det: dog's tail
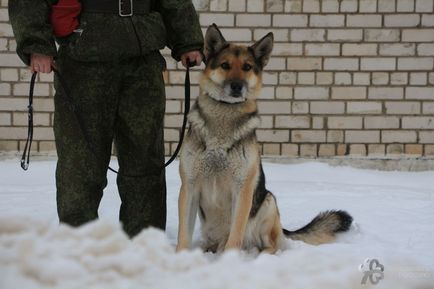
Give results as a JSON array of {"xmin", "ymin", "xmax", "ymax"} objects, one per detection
[{"xmin": 283, "ymin": 210, "xmax": 353, "ymax": 245}]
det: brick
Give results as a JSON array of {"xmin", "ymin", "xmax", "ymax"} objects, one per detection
[
  {"xmin": 390, "ymin": 72, "xmax": 408, "ymax": 85},
  {"xmin": 369, "ymin": 87, "xmax": 404, "ymax": 99},
  {"xmin": 430, "ymin": 72, "xmax": 434, "ymax": 84},
  {"xmin": 281, "ymin": 143, "xmax": 298, "ymax": 156},
  {"xmin": 166, "ymin": 101, "xmax": 181, "ymax": 113},
  {"xmin": 398, "ymin": 57, "xmax": 434, "ymax": 70},
  {"xmin": 334, "ymin": 72, "xmax": 352, "ymax": 85},
  {"xmin": 328, "ymin": 130, "xmax": 344, "ymax": 142},
  {"xmin": 327, "ymin": 29, "xmax": 363, "ymax": 42},
  {"xmin": 387, "ymin": 144, "xmax": 404, "ymax": 154},
  {"xmin": 347, "ymin": 15, "xmax": 382, "ymax": 27},
  {"xmin": 324, "ymin": 58, "xmax": 359, "ymax": 71},
  {"xmin": 382, "ymin": 131, "xmax": 417, "ymax": 143},
  {"xmin": 422, "ymin": 14, "xmax": 434, "ymax": 27},
  {"xmin": 347, "ymin": 102, "xmax": 382, "ymax": 114},
  {"xmin": 402, "ymin": 29, "xmax": 434, "ymax": 42},
  {"xmin": 336, "ymin": 143, "xmax": 348, "ymax": 155},
  {"xmin": 257, "ymin": 129, "xmax": 289, "ymax": 142},
  {"xmin": 361, "ymin": 58, "xmax": 396, "ymax": 71},
  {"xmin": 0, "ymin": 83, "xmax": 10, "ymax": 95},
  {"xmin": 340, "ymin": 0, "xmax": 358, "ymax": 12},
  {"xmin": 0, "ymin": 98, "xmax": 28, "ymax": 111},
  {"xmin": 247, "ymin": 0, "xmax": 264, "ymax": 11},
  {"xmin": 0, "ymin": 140, "xmax": 18, "ymax": 151},
  {"xmin": 303, "ymin": 0, "xmax": 320, "ymax": 12},
  {"xmin": 342, "ymin": 44, "xmax": 377, "ymax": 56},
  {"xmin": 310, "ymin": 15, "xmax": 345, "ymax": 27},
  {"xmin": 305, "ymin": 43, "xmax": 340, "ymax": 56},
  {"xmin": 332, "ymin": 87, "xmax": 366, "ymax": 99},
  {"xmin": 193, "ymin": 0, "xmax": 210, "ymax": 10},
  {"xmin": 292, "ymin": 130, "xmax": 326, "ymax": 142},
  {"xmin": 321, "ymin": 0, "xmax": 339, "ymax": 12},
  {"xmin": 423, "ymin": 102, "xmax": 434, "ymax": 114},
  {"xmin": 0, "ymin": 23, "xmax": 13, "ymax": 37},
  {"xmin": 420, "ymin": 131, "xmax": 434, "ymax": 143},
  {"xmin": 397, "ymin": 0, "xmax": 414, "ymax": 12},
  {"xmin": 365, "ymin": 116, "xmax": 400, "ymax": 128},
  {"xmin": 266, "ymin": 0, "xmax": 284, "ymax": 11},
  {"xmin": 291, "ymin": 29, "xmax": 325, "ymax": 42},
  {"xmin": 263, "ymin": 72, "xmax": 278, "ymax": 85},
  {"xmin": 406, "ymin": 87, "xmax": 434, "ymax": 100},
  {"xmin": 1, "ymin": 68, "xmax": 18, "ymax": 81},
  {"xmin": 258, "ymin": 87, "xmax": 275, "ymax": 99},
  {"xmin": 294, "ymin": 87, "xmax": 328, "ymax": 99},
  {"xmin": 273, "ymin": 44, "xmax": 302, "ymax": 56},
  {"xmin": 346, "ymin": 131, "xmax": 380, "ymax": 143},
  {"xmin": 13, "ymin": 112, "xmax": 50, "ymax": 126},
  {"xmin": 292, "ymin": 101, "xmax": 309, "ymax": 113},
  {"xmin": 328, "ymin": 116, "xmax": 363, "ymax": 129},
  {"xmin": 210, "ymin": 0, "xmax": 227, "ymax": 11},
  {"xmin": 372, "ymin": 72, "xmax": 389, "ymax": 85},
  {"xmin": 279, "ymin": 72, "xmax": 297, "ymax": 84},
  {"xmin": 379, "ymin": 43, "xmax": 415, "ymax": 56},
  {"xmin": 402, "ymin": 117, "xmax": 434, "ymax": 129},
  {"xmin": 257, "ymin": 101, "xmax": 291, "ymax": 114},
  {"xmin": 300, "ymin": 144, "xmax": 317, "ymax": 157},
  {"xmin": 200, "ymin": 13, "xmax": 235, "ymax": 26},
  {"xmin": 284, "ymin": 0, "xmax": 302, "ymax": 12},
  {"xmin": 220, "ymin": 28, "xmax": 252, "ymax": 41},
  {"xmin": 349, "ymin": 144, "xmax": 367, "ymax": 156},
  {"xmin": 310, "ymin": 101, "xmax": 345, "ymax": 114},
  {"xmin": 164, "ymin": 129, "xmax": 179, "ymax": 141},
  {"xmin": 228, "ymin": 0, "xmax": 245, "ymax": 11},
  {"xmin": 353, "ymin": 73, "xmax": 371, "ymax": 85},
  {"xmin": 273, "ymin": 14, "xmax": 307, "ymax": 27},
  {"xmin": 0, "ymin": 112, "xmax": 11, "ymax": 125},
  {"xmin": 426, "ymin": 145, "xmax": 434, "ymax": 155},
  {"xmin": 275, "ymin": 86, "xmax": 292, "ymax": 99},
  {"xmin": 378, "ymin": 0, "xmax": 396, "ymax": 11},
  {"xmin": 368, "ymin": 144, "xmax": 386, "ymax": 155},
  {"xmin": 316, "ymin": 72, "xmax": 334, "ymax": 85},
  {"xmin": 405, "ymin": 144, "xmax": 423, "ymax": 155},
  {"xmin": 418, "ymin": 44, "xmax": 434, "ymax": 56},
  {"xmin": 0, "ymin": 54, "xmax": 26, "ymax": 67},
  {"xmin": 318, "ymin": 144, "xmax": 335, "ymax": 156},
  {"xmin": 267, "ymin": 57, "xmax": 286, "ymax": 70},
  {"xmin": 254, "ymin": 29, "xmax": 289, "ymax": 42},
  {"xmin": 259, "ymin": 116, "xmax": 274, "ymax": 128},
  {"xmin": 385, "ymin": 102, "xmax": 420, "ymax": 114},
  {"xmin": 384, "ymin": 14, "xmax": 420, "ymax": 27},
  {"xmin": 312, "ymin": 117, "xmax": 324, "ymax": 129},
  {"xmin": 365, "ymin": 29, "xmax": 400, "ymax": 42},
  {"xmin": 263, "ymin": 143, "xmax": 281, "ymax": 155},
  {"xmin": 297, "ymin": 72, "xmax": 315, "ymax": 85},
  {"xmin": 409, "ymin": 72, "xmax": 427, "ymax": 85},
  {"xmin": 39, "ymin": 141, "xmax": 57, "ymax": 152},
  {"xmin": 287, "ymin": 57, "xmax": 322, "ymax": 70},
  {"xmin": 275, "ymin": 116, "xmax": 310, "ymax": 128},
  {"xmin": 359, "ymin": 0, "xmax": 378, "ymax": 12},
  {"xmin": 415, "ymin": 0, "xmax": 433, "ymax": 12}
]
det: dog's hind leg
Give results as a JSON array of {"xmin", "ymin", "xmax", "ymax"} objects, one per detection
[{"xmin": 176, "ymin": 167, "xmax": 199, "ymax": 252}]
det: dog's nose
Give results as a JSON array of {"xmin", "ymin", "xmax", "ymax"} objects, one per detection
[{"xmin": 230, "ymin": 81, "xmax": 243, "ymax": 96}]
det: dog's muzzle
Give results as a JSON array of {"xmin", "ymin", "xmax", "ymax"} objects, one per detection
[{"xmin": 229, "ymin": 80, "xmax": 244, "ymax": 97}]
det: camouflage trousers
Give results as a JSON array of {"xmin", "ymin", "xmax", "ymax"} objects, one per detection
[{"xmin": 53, "ymin": 49, "xmax": 167, "ymax": 237}]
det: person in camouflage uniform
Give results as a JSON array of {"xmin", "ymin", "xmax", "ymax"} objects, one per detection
[{"xmin": 9, "ymin": 0, "xmax": 204, "ymax": 237}]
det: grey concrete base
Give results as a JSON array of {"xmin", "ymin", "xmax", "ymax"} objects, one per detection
[{"xmin": 2, "ymin": 151, "xmax": 434, "ymax": 172}]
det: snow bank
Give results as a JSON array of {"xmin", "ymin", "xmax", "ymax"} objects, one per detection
[{"xmin": 1, "ymin": 160, "xmax": 433, "ymax": 289}]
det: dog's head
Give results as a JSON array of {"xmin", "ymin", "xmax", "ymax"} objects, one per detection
[{"xmin": 201, "ymin": 24, "xmax": 273, "ymax": 104}]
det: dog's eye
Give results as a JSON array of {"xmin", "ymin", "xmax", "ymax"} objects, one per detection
[
  {"xmin": 220, "ymin": 62, "xmax": 230, "ymax": 70},
  {"xmin": 242, "ymin": 63, "xmax": 252, "ymax": 71}
]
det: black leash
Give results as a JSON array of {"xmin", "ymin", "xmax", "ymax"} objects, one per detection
[{"xmin": 21, "ymin": 63, "xmax": 193, "ymax": 175}]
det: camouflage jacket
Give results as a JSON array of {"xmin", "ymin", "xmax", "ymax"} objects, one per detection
[{"xmin": 9, "ymin": 0, "xmax": 204, "ymax": 64}]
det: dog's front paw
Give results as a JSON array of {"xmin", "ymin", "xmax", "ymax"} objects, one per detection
[{"xmin": 224, "ymin": 239, "xmax": 242, "ymax": 251}]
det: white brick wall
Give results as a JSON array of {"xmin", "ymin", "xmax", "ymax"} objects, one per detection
[{"xmin": 1, "ymin": 0, "xmax": 434, "ymax": 157}]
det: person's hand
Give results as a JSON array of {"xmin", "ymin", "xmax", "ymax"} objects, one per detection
[
  {"xmin": 181, "ymin": 51, "xmax": 203, "ymax": 68},
  {"xmin": 30, "ymin": 53, "xmax": 55, "ymax": 73}
]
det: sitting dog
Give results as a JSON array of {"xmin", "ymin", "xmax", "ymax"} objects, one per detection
[{"xmin": 176, "ymin": 24, "xmax": 352, "ymax": 253}]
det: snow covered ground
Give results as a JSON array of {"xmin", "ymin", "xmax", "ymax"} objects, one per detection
[{"xmin": 0, "ymin": 158, "xmax": 433, "ymax": 289}]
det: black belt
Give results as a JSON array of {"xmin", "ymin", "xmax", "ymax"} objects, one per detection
[{"xmin": 81, "ymin": 0, "xmax": 152, "ymax": 16}]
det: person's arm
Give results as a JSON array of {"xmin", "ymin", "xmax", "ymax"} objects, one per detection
[
  {"xmin": 8, "ymin": 0, "xmax": 57, "ymax": 66},
  {"xmin": 155, "ymin": 0, "xmax": 204, "ymax": 63}
]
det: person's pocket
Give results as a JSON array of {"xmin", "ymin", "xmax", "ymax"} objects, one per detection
[{"xmin": 50, "ymin": 1, "xmax": 82, "ymax": 37}]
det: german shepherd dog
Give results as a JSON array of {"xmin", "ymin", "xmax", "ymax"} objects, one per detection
[{"xmin": 176, "ymin": 24, "xmax": 352, "ymax": 253}]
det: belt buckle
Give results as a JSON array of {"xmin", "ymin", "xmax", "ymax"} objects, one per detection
[{"xmin": 119, "ymin": 0, "xmax": 133, "ymax": 17}]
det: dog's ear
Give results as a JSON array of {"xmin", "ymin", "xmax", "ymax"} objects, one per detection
[
  {"xmin": 204, "ymin": 24, "xmax": 228, "ymax": 61},
  {"xmin": 249, "ymin": 32, "xmax": 274, "ymax": 68}
]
